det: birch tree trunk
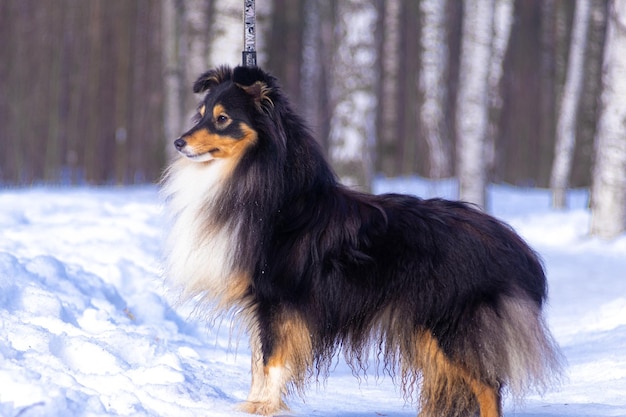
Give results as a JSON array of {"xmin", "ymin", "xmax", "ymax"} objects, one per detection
[
  {"xmin": 456, "ymin": 0, "xmax": 495, "ymax": 208},
  {"xmin": 419, "ymin": 0, "xmax": 451, "ymax": 179},
  {"xmin": 550, "ymin": 0, "xmax": 591, "ymax": 208},
  {"xmin": 328, "ymin": 0, "xmax": 378, "ymax": 192},
  {"xmin": 161, "ymin": 0, "xmax": 211, "ymax": 161},
  {"xmin": 184, "ymin": 0, "xmax": 211, "ymax": 110},
  {"xmin": 590, "ymin": 0, "xmax": 626, "ymax": 239},
  {"xmin": 209, "ymin": 0, "xmax": 242, "ymax": 66}
]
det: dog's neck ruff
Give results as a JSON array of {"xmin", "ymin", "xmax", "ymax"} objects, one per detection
[{"xmin": 161, "ymin": 157, "xmax": 243, "ymax": 309}]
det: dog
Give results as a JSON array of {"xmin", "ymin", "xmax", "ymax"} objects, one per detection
[{"xmin": 161, "ymin": 65, "xmax": 563, "ymax": 417}]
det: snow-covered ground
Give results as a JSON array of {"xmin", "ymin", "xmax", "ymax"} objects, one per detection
[{"xmin": 1, "ymin": 178, "xmax": 625, "ymax": 417}]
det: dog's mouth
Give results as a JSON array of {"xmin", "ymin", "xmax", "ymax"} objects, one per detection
[{"xmin": 180, "ymin": 148, "xmax": 218, "ymax": 162}]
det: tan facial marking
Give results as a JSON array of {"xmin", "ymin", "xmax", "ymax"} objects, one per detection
[{"xmin": 181, "ymin": 123, "xmax": 258, "ymax": 162}]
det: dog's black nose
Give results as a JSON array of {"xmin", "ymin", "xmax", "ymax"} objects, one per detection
[{"xmin": 174, "ymin": 138, "xmax": 186, "ymax": 150}]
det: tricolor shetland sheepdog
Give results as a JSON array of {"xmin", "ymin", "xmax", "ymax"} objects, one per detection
[{"xmin": 162, "ymin": 65, "xmax": 562, "ymax": 417}]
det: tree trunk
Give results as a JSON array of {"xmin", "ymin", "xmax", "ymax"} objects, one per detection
[
  {"xmin": 162, "ymin": 0, "xmax": 213, "ymax": 161},
  {"xmin": 550, "ymin": 0, "xmax": 591, "ymax": 208},
  {"xmin": 161, "ymin": 0, "xmax": 184, "ymax": 161},
  {"xmin": 184, "ymin": 0, "xmax": 211, "ymax": 102},
  {"xmin": 573, "ymin": 0, "xmax": 607, "ymax": 188},
  {"xmin": 301, "ymin": 0, "xmax": 335, "ymax": 153},
  {"xmin": 85, "ymin": 0, "xmax": 104, "ymax": 183},
  {"xmin": 456, "ymin": 0, "xmax": 495, "ymax": 209},
  {"xmin": 209, "ymin": 0, "xmax": 242, "ymax": 66},
  {"xmin": 486, "ymin": 0, "xmax": 514, "ymax": 178},
  {"xmin": 328, "ymin": 0, "xmax": 378, "ymax": 192},
  {"xmin": 419, "ymin": 0, "xmax": 451, "ymax": 179},
  {"xmin": 255, "ymin": 0, "xmax": 273, "ymax": 68},
  {"xmin": 378, "ymin": 0, "xmax": 402, "ymax": 177},
  {"xmin": 590, "ymin": 0, "xmax": 626, "ymax": 239},
  {"xmin": 301, "ymin": 0, "xmax": 323, "ymax": 135},
  {"xmin": 268, "ymin": 0, "xmax": 304, "ymax": 102}
]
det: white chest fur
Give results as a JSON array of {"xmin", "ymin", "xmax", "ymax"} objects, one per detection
[{"xmin": 161, "ymin": 158, "xmax": 241, "ymax": 307}]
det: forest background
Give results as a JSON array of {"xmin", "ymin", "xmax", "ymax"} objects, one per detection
[{"xmin": 1, "ymin": 0, "xmax": 624, "ymax": 236}]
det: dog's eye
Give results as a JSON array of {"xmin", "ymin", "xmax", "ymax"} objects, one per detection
[{"xmin": 216, "ymin": 114, "xmax": 230, "ymax": 126}]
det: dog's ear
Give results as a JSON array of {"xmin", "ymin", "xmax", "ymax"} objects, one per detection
[
  {"xmin": 233, "ymin": 66, "xmax": 274, "ymax": 111},
  {"xmin": 193, "ymin": 66, "xmax": 232, "ymax": 94},
  {"xmin": 232, "ymin": 66, "xmax": 269, "ymax": 85}
]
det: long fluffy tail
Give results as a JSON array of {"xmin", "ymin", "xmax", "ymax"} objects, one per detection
[{"xmin": 482, "ymin": 296, "xmax": 564, "ymax": 399}]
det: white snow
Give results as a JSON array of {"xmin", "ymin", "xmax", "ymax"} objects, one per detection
[{"xmin": 1, "ymin": 178, "xmax": 625, "ymax": 417}]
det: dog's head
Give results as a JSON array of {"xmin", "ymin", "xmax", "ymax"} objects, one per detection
[{"xmin": 173, "ymin": 66, "xmax": 276, "ymax": 163}]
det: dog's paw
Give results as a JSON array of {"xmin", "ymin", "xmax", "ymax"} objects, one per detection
[{"xmin": 237, "ymin": 400, "xmax": 288, "ymax": 416}]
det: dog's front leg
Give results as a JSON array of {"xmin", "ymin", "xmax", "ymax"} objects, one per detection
[
  {"xmin": 238, "ymin": 307, "xmax": 312, "ymax": 415},
  {"xmin": 242, "ymin": 328, "xmax": 267, "ymax": 406},
  {"xmin": 240, "ymin": 328, "xmax": 289, "ymax": 415},
  {"xmin": 238, "ymin": 341, "xmax": 291, "ymax": 416}
]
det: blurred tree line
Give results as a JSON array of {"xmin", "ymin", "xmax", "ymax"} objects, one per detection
[
  {"xmin": 0, "ymin": 0, "xmax": 163, "ymax": 184},
  {"xmin": 0, "ymin": 0, "xmax": 608, "ymax": 188}
]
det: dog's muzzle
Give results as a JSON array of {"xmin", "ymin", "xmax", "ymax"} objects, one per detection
[{"xmin": 173, "ymin": 138, "xmax": 216, "ymax": 162}]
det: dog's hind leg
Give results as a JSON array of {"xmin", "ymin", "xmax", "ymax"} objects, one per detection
[
  {"xmin": 462, "ymin": 374, "xmax": 502, "ymax": 417},
  {"xmin": 415, "ymin": 331, "xmax": 501, "ymax": 417},
  {"xmin": 239, "ymin": 309, "xmax": 312, "ymax": 415}
]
